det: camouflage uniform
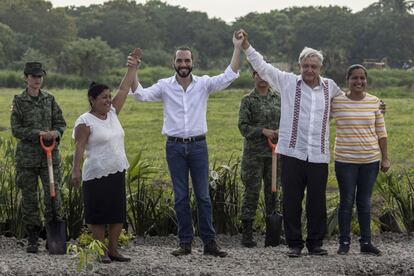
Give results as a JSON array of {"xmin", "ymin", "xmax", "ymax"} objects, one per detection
[
  {"xmin": 11, "ymin": 88, "xmax": 66, "ymax": 228},
  {"xmin": 238, "ymin": 88, "xmax": 281, "ymax": 221}
]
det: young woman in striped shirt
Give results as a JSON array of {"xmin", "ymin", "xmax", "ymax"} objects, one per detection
[{"xmin": 332, "ymin": 64, "xmax": 390, "ymax": 256}]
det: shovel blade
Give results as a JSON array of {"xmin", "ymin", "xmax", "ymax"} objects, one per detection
[
  {"xmin": 265, "ymin": 210, "xmax": 283, "ymax": 247},
  {"xmin": 46, "ymin": 219, "xmax": 67, "ymax": 255}
]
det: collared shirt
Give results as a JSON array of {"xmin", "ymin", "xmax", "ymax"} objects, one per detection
[
  {"xmin": 246, "ymin": 46, "xmax": 342, "ymax": 163},
  {"xmin": 131, "ymin": 65, "xmax": 239, "ymax": 137},
  {"xmin": 238, "ymin": 88, "xmax": 281, "ymax": 157}
]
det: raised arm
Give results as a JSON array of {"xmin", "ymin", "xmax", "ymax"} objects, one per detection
[
  {"xmin": 204, "ymin": 32, "xmax": 242, "ymax": 93},
  {"xmin": 130, "ymin": 50, "xmax": 141, "ymax": 92},
  {"xmin": 112, "ymin": 48, "xmax": 141, "ymax": 114},
  {"xmin": 238, "ymin": 29, "xmax": 290, "ymax": 93},
  {"xmin": 230, "ymin": 31, "xmax": 243, "ymax": 73}
]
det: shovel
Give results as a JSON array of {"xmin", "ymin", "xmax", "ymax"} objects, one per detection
[
  {"xmin": 40, "ymin": 135, "xmax": 67, "ymax": 255},
  {"xmin": 264, "ymin": 138, "xmax": 283, "ymax": 247}
]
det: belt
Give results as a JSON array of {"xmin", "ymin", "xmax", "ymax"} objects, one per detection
[{"xmin": 167, "ymin": 135, "xmax": 206, "ymax": 143}]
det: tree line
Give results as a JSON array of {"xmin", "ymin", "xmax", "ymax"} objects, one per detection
[{"xmin": 0, "ymin": 0, "xmax": 413, "ymax": 81}]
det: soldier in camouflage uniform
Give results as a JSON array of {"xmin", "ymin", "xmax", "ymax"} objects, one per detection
[
  {"xmin": 238, "ymin": 67, "xmax": 281, "ymax": 247},
  {"xmin": 10, "ymin": 62, "xmax": 66, "ymax": 253}
]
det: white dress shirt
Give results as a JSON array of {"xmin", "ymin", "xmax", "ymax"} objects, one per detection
[
  {"xmin": 246, "ymin": 46, "xmax": 342, "ymax": 163},
  {"xmin": 131, "ymin": 65, "xmax": 239, "ymax": 137}
]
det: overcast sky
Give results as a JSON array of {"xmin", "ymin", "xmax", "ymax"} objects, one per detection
[{"xmin": 50, "ymin": 0, "xmax": 377, "ymax": 22}]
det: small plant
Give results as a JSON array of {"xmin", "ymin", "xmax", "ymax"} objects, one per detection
[
  {"xmin": 67, "ymin": 240, "xmax": 107, "ymax": 272},
  {"xmin": 0, "ymin": 136, "xmax": 24, "ymax": 238},
  {"xmin": 78, "ymin": 227, "xmax": 133, "ymax": 247},
  {"xmin": 118, "ymin": 229, "xmax": 134, "ymax": 246},
  {"xmin": 78, "ymin": 228, "xmax": 94, "ymax": 247},
  {"xmin": 326, "ymin": 193, "xmax": 340, "ymax": 238},
  {"xmin": 209, "ymin": 155, "xmax": 242, "ymax": 235},
  {"xmin": 375, "ymin": 170, "xmax": 414, "ymax": 233},
  {"xmin": 126, "ymin": 150, "xmax": 176, "ymax": 236},
  {"xmin": 60, "ymin": 153, "xmax": 84, "ymax": 240}
]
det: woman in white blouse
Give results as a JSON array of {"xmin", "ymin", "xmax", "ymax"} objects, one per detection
[{"xmin": 71, "ymin": 50, "xmax": 140, "ymax": 263}]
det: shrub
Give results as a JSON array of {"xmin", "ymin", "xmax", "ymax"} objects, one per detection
[
  {"xmin": 0, "ymin": 136, "xmax": 23, "ymax": 238},
  {"xmin": 209, "ymin": 155, "xmax": 242, "ymax": 235},
  {"xmin": 375, "ymin": 170, "xmax": 414, "ymax": 234},
  {"xmin": 126, "ymin": 150, "xmax": 176, "ymax": 236},
  {"xmin": 59, "ymin": 154, "xmax": 84, "ymax": 240}
]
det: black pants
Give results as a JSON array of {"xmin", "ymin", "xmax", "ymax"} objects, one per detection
[{"xmin": 281, "ymin": 155, "xmax": 328, "ymax": 250}]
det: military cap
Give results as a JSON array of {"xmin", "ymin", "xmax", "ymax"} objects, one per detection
[{"xmin": 24, "ymin": 62, "xmax": 46, "ymax": 76}]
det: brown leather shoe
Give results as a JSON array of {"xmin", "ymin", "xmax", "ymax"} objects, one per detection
[{"xmin": 171, "ymin": 243, "xmax": 192, "ymax": 256}]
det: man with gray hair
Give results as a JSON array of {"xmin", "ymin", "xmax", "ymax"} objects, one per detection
[{"xmin": 238, "ymin": 29, "xmax": 342, "ymax": 257}]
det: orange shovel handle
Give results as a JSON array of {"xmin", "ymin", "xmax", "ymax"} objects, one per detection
[{"xmin": 40, "ymin": 136, "xmax": 57, "ymax": 198}]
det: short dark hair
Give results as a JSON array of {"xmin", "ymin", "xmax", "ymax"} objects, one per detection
[
  {"xmin": 346, "ymin": 64, "xmax": 368, "ymax": 80},
  {"xmin": 88, "ymin": 81, "xmax": 109, "ymax": 107},
  {"xmin": 174, "ymin": 46, "xmax": 193, "ymax": 60}
]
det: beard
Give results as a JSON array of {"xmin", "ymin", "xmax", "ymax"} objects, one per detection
[{"xmin": 174, "ymin": 65, "xmax": 193, "ymax": 78}]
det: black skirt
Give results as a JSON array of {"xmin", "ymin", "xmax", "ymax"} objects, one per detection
[{"xmin": 82, "ymin": 170, "xmax": 126, "ymax": 224}]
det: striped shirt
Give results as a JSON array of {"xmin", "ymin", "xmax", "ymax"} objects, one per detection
[{"xmin": 332, "ymin": 93, "xmax": 387, "ymax": 163}]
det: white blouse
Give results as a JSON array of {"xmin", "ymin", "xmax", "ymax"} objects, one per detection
[{"xmin": 72, "ymin": 106, "xmax": 129, "ymax": 181}]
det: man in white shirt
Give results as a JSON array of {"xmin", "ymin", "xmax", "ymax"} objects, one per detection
[
  {"xmin": 239, "ymin": 29, "xmax": 342, "ymax": 257},
  {"xmin": 129, "ymin": 33, "xmax": 243, "ymax": 257}
]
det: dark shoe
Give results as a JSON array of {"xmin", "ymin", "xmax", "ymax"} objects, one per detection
[
  {"xmin": 108, "ymin": 254, "xmax": 131, "ymax": 262},
  {"xmin": 98, "ymin": 254, "xmax": 111, "ymax": 264},
  {"xmin": 171, "ymin": 243, "xmax": 192, "ymax": 256},
  {"xmin": 241, "ymin": 220, "xmax": 257, "ymax": 248},
  {"xmin": 204, "ymin": 240, "xmax": 227, "ymax": 257},
  {"xmin": 287, "ymin": 247, "xmax": 302, "ymax": 258},
  {"xmin": 26, "ymin": 242, "xmax": 39, "ymax": 253},
  {"xmin": 25, "ymin": 225, "xmax": 40, "ymax": 254},
  {"xmin": 308, "ymin": 246, "xmax": 328, "ymax": 256},
  {"xmin": 360, "ymin": 243, "xmax": 381, "ymax": 256},
  {"xmin": 337, "ymin": 243, "xmax": 350, "ymax": 255}
]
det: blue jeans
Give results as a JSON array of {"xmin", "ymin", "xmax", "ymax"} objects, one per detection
[
  {"xmin": 335, "ymin": 161, "xmax": 380, "ymax": 245},
  {"xmin": 166, "ymin": 139, "xmax": 215, "ymax": 245}
]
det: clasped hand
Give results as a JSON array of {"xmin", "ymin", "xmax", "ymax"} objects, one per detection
[
  {"xmin": 127, "ymin": 48, "xmax": 142, "ymax": 68},
  {"xmin": 39, "ymin": 130, "xmax": 58, "ymax": 140}
]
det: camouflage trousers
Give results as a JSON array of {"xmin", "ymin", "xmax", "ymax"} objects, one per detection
[
  {"xmin": 240, "ymin": 155, "xmax": 281, "ymax": 221},
  {"xmin": 15, "ymin": 166, "xmax": 61, "ymax": 227}
]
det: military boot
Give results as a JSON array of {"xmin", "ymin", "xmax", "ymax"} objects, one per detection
[
  {"xmin": 241, "ymin": 220, "xmax": 257, "ymax": 248},
  {"xmin": 26, "ymin": 225, "xmax": 40, "ymax": 253}
]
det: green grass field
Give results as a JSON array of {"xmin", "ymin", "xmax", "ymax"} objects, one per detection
[{"xmin": 1, "ymin": 87, "xmax": 413, "ymax": 185}]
